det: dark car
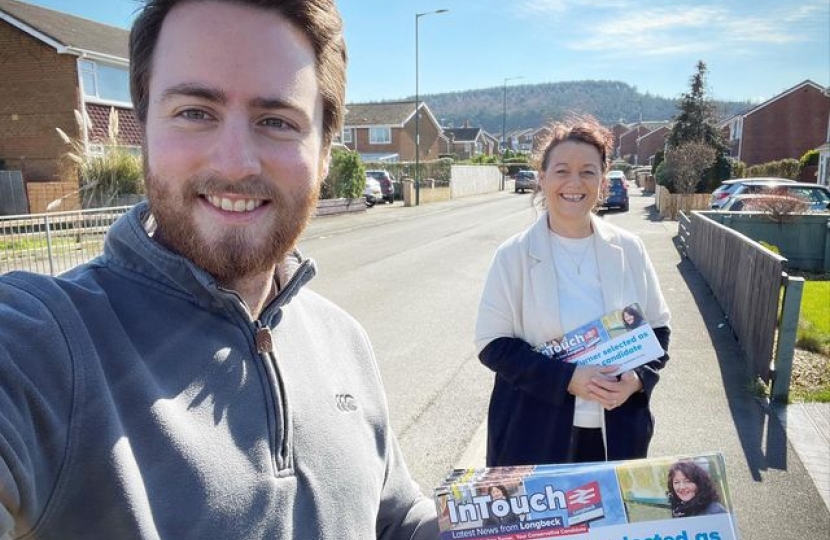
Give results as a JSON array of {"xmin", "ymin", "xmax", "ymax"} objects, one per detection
[
  {"xmin": 602, "ymin": 171, "xmax": 629, "ymax": 211},
  {"xmin": 514, "ymin": 170, "xmax": 537, "ymax": 193},
  {"xmin": 365, "ymin": 170, "xmax": 395, "ymax": 204}
]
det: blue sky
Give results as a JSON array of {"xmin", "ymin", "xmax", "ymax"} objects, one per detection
[{"xmin": 26, "ymin": 0, "xmax": 830, "ymax": 105}]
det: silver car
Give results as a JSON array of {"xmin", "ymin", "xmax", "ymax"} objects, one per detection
[
  {"xmin": 514, "ymin": 171, "xmax": 537, "ymax": 193},
  {"xmin": 710, "ymin": 177, "xmax": 795, "ymax": 209}
]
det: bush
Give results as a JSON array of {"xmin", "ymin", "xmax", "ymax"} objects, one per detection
[
  {"xmin": 746, "ymin": 158, "xmax": 800, "ymax": 179},
  {"xmin": 81, "ymin": 150, "xmax": 144, "ymax": 206},
  {"xmin": 729, "ymin": 158, "xmax": 747, "ymax": 179},
  {"xmin": 654, "ymin": 162, "xmax": 674, "ymax": 192},
  {"xmin": 651, "ymin": 150, "xmax": 664, "ymax": 175},
  {"xmin": 799, "ymin": 149, "xmax": 819, "ymax": 171},
  {"xmin": 662, "ymin": 140, "xmax": 716, "ymax": 195},
  {"xmin": 470, "ymin": 154, "xmax": 499, "ymax": 165},
  {"xmin": 322, "ymin": 147, "xmax": 364, "ymax": 199},
  {"xmin": 56, "ymin": 108, "xmax": 145, "ymax": 207}
]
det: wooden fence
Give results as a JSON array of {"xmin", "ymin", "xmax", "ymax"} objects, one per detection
[
  {"xmin": 655, "ymin": 185, "xmax": 710, "ymax": 220},
  {"xmin": 682, "ymin": 211, "xmax": 803, "ymax": 400},
  {"xmin": 26, "ymin": 181, "xmax": 81, "ymax": 214}
]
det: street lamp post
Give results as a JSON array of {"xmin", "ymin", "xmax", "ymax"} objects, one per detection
[
  {"xmin": 501, "ymin": 76, "xmax": 523, "ymax": 190},
  {"xmin": 414, "ymin": 9, "xmax": 448, "ymax": 206}
]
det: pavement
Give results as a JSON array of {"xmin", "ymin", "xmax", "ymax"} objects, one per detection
[{"xmin": 303, "ymin": 188, "xmax": 830, "ymax": 537}]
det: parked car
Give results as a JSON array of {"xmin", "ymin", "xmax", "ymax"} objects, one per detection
[
  {"xmin": 514, "ymin": 170, "xmax": 537, "ymax": 193},
  {"xmin": 710, "ymin": 177, "xmax": 795, "ymax": 209},
  {"xmin": 365, "ymin": 170, "xmax": 395, "ymax": 203},
  {"xmin": 722, "ymin": 181, "xmax": 830, "ymax": 212},
  {"xmin": 603, "ymin": 171, "xmax": 629, "ymax": 211},
  {"xmin": 718, "ymin": 193, "xmax": 814, "ymax": 212},
  {"xmin": 363, "ymin": 176, "xmax": 383, "ymax": 207}
]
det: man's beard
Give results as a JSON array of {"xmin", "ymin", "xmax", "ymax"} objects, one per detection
[{"xmin": 144, "ymin": 170, "xmax": 320, "ymax": 282}]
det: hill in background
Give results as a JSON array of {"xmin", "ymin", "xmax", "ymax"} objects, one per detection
[{"xmin": 403, "ymin": 80, "xmax": 752, "ymax": 134}]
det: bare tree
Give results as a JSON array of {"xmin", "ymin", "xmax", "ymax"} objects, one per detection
[
  {"xmin": 662, "ymin": 140, "xmax": 716, "ymax": 213},
  {"xmin": 745, "ymin": 187, "xmax": 810, "ymax": 224}
]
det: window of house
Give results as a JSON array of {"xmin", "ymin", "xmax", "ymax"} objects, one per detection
[
  {"xmin": 369, "ymin": 127, "xmax": 391, "ymax": 145},
  {"xmin": 79, "ymin": 60, "xmax": 131, "ymax": 104},
  {"xmin": 342, "ymin": 128, "xmax": 353, "ymax": 144}
]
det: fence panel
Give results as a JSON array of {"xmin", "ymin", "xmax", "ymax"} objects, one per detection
[
  {"xmin": 655, "ymin": 185, "xmax": 711, "ymax": 220},
  {"xmin": 688, "ymin": 212, "xmax": 784, "ymax": 382},
  {"xmin": 0, "ymin": 171, "xmax": 28, "ymax": 215}
]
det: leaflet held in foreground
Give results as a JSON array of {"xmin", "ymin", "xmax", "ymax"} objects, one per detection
[
  {"xmin": 435, "ymin": 452, "xmax": 739, "ymax": 540},
  {"xmin": 534, "ymin": 303, "xmax": 663, "ymax": 375}
]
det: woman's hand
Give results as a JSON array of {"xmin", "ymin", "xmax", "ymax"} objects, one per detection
[
  {"xmin": 586, "ymin": 370, "xmax": 642, "ymax": 410},
  {"xmin": 567, "ymin": 365, "xmax": 617, "ymax": 400}
]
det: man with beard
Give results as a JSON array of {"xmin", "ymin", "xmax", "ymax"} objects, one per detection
[{"xmin": 0, "ymin": 1, "xmax": 438, "ymax": 539}]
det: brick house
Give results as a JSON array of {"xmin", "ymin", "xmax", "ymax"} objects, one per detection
[
  {"xmin": 611, "ymin": 123, "xmax": 629, "ymax": 158},
  {"xmin": 481, "ymin": 131, "xmax": 499, "ymax": 157},
  {"xmin": 617, "ymin": 124, "xmax": 650, "ymax": 164},
  {"xmin": 443, "ymin": 126, "xmax": 496, "ymax": 159},
  {"xmin": 719, "ymin": 80, "xmax": 830, "ymax": 167},
  {"xmin": 0, "ymin": 0, "xmax": 140, "ymax": 183},
  {"xmin": 340, "ymin": 101, "xmax": 443, "ymax": 163},
  {"xmin": 635, "ymin": 125, "xmax": 671, "ymax": 166}
]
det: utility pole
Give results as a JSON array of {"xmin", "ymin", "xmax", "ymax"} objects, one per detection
[
  {"xmin": 501, "ymin": 76, "xmax": 523, "ymax": 190},
  {"xmin": 414, "ymin": 9, "xmax": 448, "ymax": 206}
]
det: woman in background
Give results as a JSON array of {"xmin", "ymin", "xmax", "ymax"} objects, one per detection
[{"xmin": 475, "ymin": 117, "xmax": 671, "ymax": 466}]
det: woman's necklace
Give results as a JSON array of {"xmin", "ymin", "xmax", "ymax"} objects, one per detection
[{"xmin": 552, "ymin": 233, "xmax": 593, "ymax": 275}]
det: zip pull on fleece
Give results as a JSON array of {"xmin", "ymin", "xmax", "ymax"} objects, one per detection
[{"xmin": 255, "ymin": 323, "xmax": 274, "ymax": 354}]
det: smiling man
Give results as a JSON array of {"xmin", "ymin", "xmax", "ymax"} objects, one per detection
[{"xmin": 0, "ymin": 1, "xmax": 438, "ymax": 539}]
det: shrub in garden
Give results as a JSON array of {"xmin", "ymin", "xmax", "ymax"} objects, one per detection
[
  {"xmin": 746, "ymin": 158, "xmax": 800, "ymax": 180},
  {"xmin": 56, "ymin": 108, "xmax": 144, "ymax": 207},
  {"xmin": 322, "ymin": 147, "xmax": 364, "ymax": 199}
]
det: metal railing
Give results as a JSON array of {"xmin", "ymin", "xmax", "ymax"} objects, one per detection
[{"xmin": 0, "ymin": 206, "xmax": 132, "ymax": 276}]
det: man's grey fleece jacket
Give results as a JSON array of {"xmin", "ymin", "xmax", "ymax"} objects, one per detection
[{"xmin": 0, "ymin": 201, "xmax": 438, "ymax": 539}]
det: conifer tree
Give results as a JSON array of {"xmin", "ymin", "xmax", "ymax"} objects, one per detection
[{"xmin": 667, "ymin": 61, "xmax": 731, "ymax": 192}]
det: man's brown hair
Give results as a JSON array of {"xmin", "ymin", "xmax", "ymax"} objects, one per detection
[{"xmin": 129, "ymin": 0, "xmax": 347, "ymax": 148}]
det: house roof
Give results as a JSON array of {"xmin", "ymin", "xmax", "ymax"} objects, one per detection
[
  {"xmin": 638, "ymin": 125, "xmax": 670, "ymax": 143},
  {"xmin": 444, "ymin": 127, "xmax": 481, "ymax": 143},
  {"xmin": 0, "ymin": 0, "xmax": 129, "ymax": 62},
  {"xmin": 623, "ymin": 120, "xmax": 672, "ymax": 132},
  {"xmin": 344, "ymin": 101, "xmax": 439, "ymax": 128}
]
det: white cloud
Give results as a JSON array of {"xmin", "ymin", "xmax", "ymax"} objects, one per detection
[
  {"xmin": 517, "ymin": 0, "xmax": 634, "ymax": 16},
  {"xmin": 783, "ymin": 1, "xmax": 829, "ymax": 23},
  {"xmin": 563, "ymin": 4, "xmax": 808, "ymax": 57}
]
